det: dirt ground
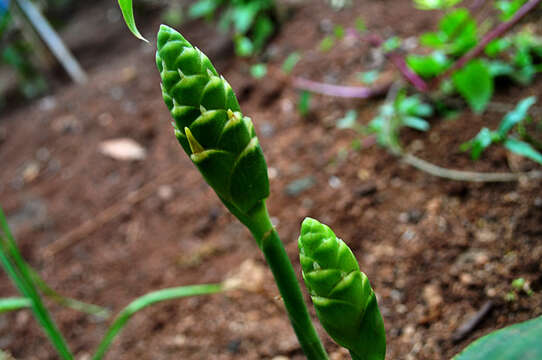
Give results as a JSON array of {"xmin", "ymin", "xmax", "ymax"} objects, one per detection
[{"xmin": 1, "ymin": 0, "xmax": 541, "ymax": 359}]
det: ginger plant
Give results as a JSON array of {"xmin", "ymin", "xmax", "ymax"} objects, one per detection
[{"xmin": 155, "ymin": 24, "xmax": 328, "ymax": 359}]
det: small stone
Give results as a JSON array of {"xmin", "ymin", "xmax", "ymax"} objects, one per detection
[
  {"xmin": 268, "ymin": 167, "xmax": 278, "ymax": 180},
  {"xmin": 328, "ymin": 175, "xmax": 342, "ymax": 189},
  {"xmin": 260, "ymin": 122, "xmax": 275, "ymax": 137},
  {"xmin": 38, "ymin": 96, "xmax": 57, "ymax": 111},
  {"xmin": 157, "ymin": 185, "xmax": 174, "ymax": 201},
  {"xmin": 475, "ymin": 229, "xmax": 497, "ymax": 243},
  {"xmin": 36, "ymin": 147, "xmax": 50, "ymax": 162},
  {"xmin": 502, "ymin": 192, "xmax": 519, "ymax": 203},
  {"xmin": 486, "ymin": 288, "xmax": 497, "ymax": 297},
  {"xmin": 285, "ymin": 176, "xmax": 315, "ymax": 197},
  {"xmin": 22, "ymin": 161, "xmax": 40, "ymax": 183},
  {"xmin": 223, "ymin": 259, "xmax": 267, "ymax": 292},
  {"xmin": 98, "ymin": 112, "xmax": 114, "ymax": 127},
  {"xmin": 423, "ymin": 283, "xmax": 443, "ymax": 316},
  {"xmin": 99, "ymin": 138, "xmax": 147, "ymax": 161},
  {"xmin": 460, "ymin": 273, "xmax": 473, "ymax": 285}
]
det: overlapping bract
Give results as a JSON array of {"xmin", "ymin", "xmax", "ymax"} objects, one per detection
[
  {"xmin": 298, "ymin": 218, "xmax": 386, "ymax": 360},
  {"xmin": 156, "ymin": 25, "xmax": 269, "ymax": 214}
]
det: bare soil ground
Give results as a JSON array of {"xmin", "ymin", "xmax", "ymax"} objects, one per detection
[{"xmin": 1, "ymin": 1, "xmax": 541, "ymax": 359}]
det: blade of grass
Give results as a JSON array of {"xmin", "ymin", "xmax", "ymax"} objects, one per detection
[
  {"xmin": 117, "ymin": 0, "xmax": 148, "ymax": 42},
  {"xmin": 92, "ymin": 283, "xmax": 222, "ymax": 360},
  {"xmin": 30, "ymin": 268, "xmax": 110, "ymax": 319},
  {"xmin": 0, "ymin": 207, "xmax": 73, "ymax": 360},
  {"xmin": 0, "ymin": 297, "xmax": 31, "ymax": 313}
]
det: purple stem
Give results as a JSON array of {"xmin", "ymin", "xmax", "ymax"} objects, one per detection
[
  {"xmin": 388, "ymin": 52, "xmax": 428, "ymax": 92},
  {"xmin": 293, "ymin": 77, "xmax": 391, "ymax": 98}
]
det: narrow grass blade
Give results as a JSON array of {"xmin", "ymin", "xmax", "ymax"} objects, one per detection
[
  {"xmin": 117, "ymin": 0, "xmax": 148, "ymax": 42},
  {"xmin": 0, "ymin": 297, "xmax": 31, "ymax": 313},
  {"xmin": 92, "ymin": 284, "xmax": 222, "ymax": 360},
  {"xmin": 0, "ymin": 207, "xmax": 73, "ymax": 360},
  {"xmin": 30, "ymin": 268, "xmax": 110, "ymax": 319}
]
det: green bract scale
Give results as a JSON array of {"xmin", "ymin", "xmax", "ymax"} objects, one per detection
[
  {"xmin": 156, "ymin": 25, "xmax": 269, "ymax": 215},
  {"xmin": 299, "ymin": 218, "xmax": 386, "ymax": 360}
]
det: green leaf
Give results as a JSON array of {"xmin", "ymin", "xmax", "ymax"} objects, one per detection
[
  {"xmin": 357, "ymin": 70, "xmax": 379, "ymax": 85},
  {"xmin": 487, "ymin": 61, "xmax": 515, "ymax": 77},
  {"xmin": 498, "ymin": 96, "xmax": 537, "ymax": 137},
  {"xmin": 355, "ymin": 17, "xmax": 366, "ymax": 33},
  {"xmin": 333, "ymin": 25, "xmax": 345, "ymax": 39},
  {"xmin": 251, "ymin": 15, "xmax": 274, "ymax": 52},
  {"xmin": 235, "ymin": 36, "xmax": 254, "ymax": 56},
  {"xmin": 382, "ymin": 36, "xmax": 401, "ymax": 53},
  {"xmin": 414, "ymin": 0, "xmax": 464, "ymax": 10},
  {"xmin": 319, "ymin": 35, "xmax": 335, "ymax": 52},
  {"xmin": 117, "ymin": 0, "xmax": 148, "ymax": 42},
  {"xmin": 485, "ymin": 38, "xmax": 512, "ymax": 57},
  {"xmin": 404, "ymin": 117, "xmax": 430, "ymax": 131},
  {"xmin": 250, "ymin": 63, "xmax": 267, "ymax": 79},
  {"xmin": 407, "ymin": 52, "xmax": 450, "ymax": 78},
  {"xmin": 452, "ymin": 60, "xmax": 493, "ymax": 114},
  {"xmin": 0, "ymin": 297, "xmax": 31, "ymax": 313},
  {"xmin": 454, "ymin": 315, "xmax": 542, "ymax": 360},
  {"xmin": 188, "ymin": 0, "xmax": 221, "ymax": 19},
  {"xmin": 298, "ymin": 91, "xmax": 311, "ymax": 116},
  {"xmin": 336, "ymin": 110, "xmax": 358, "ymax": 129},
  {"xmin": 282, "ymin": 52, "xmax": 301, "ymax": 74},
  {"xmin": 92, "ymin": 284, "xmax": 222, "ymax": 360},
  {"xmin": 504, "ymin": 138, "xmax": 542, "ymax": 164},
  {"xmin": 495, "ymin": 0, "xmax": 528, "ymax": 21},
  {"xmin": 461, "ymin": 127, "xmax": 494, "ymax": 160}
]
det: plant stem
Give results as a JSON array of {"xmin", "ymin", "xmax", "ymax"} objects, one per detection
[{"xmin": 243, "ymin": 203, "xmax": 329, "ymax": 360}]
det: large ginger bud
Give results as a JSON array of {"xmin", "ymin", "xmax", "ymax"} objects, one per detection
[{"xmin": 156, "ymin": 25, "xmax": 269, "ymax": 215}]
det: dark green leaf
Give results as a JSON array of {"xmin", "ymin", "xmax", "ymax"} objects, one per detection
[
  {"xmin": 117, "ymin": 0, "xmax": 148, "ymax": 42},
  {"xmin": 454, "ymin": 315, "xmax": 542, "ymax": 360},
  {"xmin": 298, "ymin": 91, "xmax": 311, "ymax": 116},
  {"xmin": 452, "ymin": 60, "xmax": 493, "ymax": 114}
]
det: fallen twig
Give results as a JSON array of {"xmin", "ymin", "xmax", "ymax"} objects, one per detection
[
  {"xmin": 400, "ymin": 152, "xmax": 542, "ymax": 182},
  {"xmin": 452, "ymin": 301, "xmax": 494, "ymax": 343}
]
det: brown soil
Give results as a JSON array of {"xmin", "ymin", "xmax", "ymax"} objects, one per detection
[{"xmin": 1, "ymin": 1, "xmax": 541, "ymax": 359}]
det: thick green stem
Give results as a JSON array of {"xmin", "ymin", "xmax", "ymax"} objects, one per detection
[{"xmin": 243, "ymin": 204, "xmax": 328, "ymax": 360}]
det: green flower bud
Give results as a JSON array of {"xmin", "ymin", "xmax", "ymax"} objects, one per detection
[
  {"xmin": 298, "ymin": 218, "xmax": 386, "ymax": 360},
  {"xmin": 156, "ymin": 25, "xmax": 269, "ymax": 215}
]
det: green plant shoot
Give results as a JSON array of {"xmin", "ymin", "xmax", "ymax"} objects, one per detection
[
  {"xmin": 155, "ymin": 24, "xmax": 328, "ymax": 359},
  {"xmin": 299, "ymin": 218, "xmax": 386, "ymax": 360}
]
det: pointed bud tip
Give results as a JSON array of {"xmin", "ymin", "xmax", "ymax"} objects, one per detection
[{"xmin": 185, "ymin": 127, "xmax": 205, "ymax": 154}]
